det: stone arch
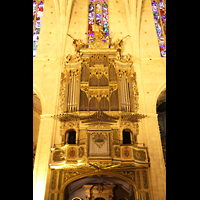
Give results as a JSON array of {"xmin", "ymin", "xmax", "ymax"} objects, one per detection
[
  {"xmin": 33, "ymin": 83, "xmax": 44, "ymax": 115},
  {"xmin": 152, "ymin": 81, "xmax": 166, "ymax": 114},
  {"xmin": 155, "ymin": 84, "xmax": 166, "ymax": 167},
  {"xmin": 61, "ymin": 171, "xmax": 139, "ymax": 200},
  {"xmin": 33, "ymin": 84, "xmax": 43, "ymax": 169}
]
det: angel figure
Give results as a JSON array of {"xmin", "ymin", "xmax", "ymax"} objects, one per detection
[{"xmin": 67, "ymin": 34, "xmax": 86, "ymax": 53}]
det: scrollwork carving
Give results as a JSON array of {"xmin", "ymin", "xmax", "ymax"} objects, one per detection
[
  {"xmin": 118, "ymin": 171, "xmax": 135, "ymax": 181},
  {"xmin": 64, "ymin": 172, "xmax": 81, "ymax": 183},
  {"xmin": 89, "ymin": 131, "xmax": 109, "ymax": 148}
]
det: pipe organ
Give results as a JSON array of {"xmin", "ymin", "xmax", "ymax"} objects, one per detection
[
  {"xmin": 51, "ymin": 33, "xmax": 150, "ymax": 200},
  {"xmin": 67, "ymin": 71, "xmax": 79, "ymax": 112},
  {"xmin": 120, "ymin": 71, "xmax": 131, "ymax": 112},
  {"xmin": 60, "ymin": 54, "xmax": 138, "ymax": 113}
]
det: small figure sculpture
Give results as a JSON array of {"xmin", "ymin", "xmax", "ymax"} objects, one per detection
[
  {"xmin": 111, "ymin": 35, "xmax": 130, "ymax": 57},
  {"xmin": 89, "ymin": 34, "xmax": 93, "ymax": 43},
  {"xmin": 93, "ymin": 24, "xmax": 106, "ymax": 40},
  {"xmin": 106, "ymin": 35, "xmax": 110, "ymax": 43},
  {"xmin": 67, "ymin": 34, "xmax": 86, "ymax": 54},
  {"xmin": 65, "ymin": 52, "xmax": 82, "ymax": 64},
  {"xmin": 66, "ymin": 54, "xmax": 72, "ymax": 64}
]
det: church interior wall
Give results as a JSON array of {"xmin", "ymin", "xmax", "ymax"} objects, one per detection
[
  {"xmin": 33, "ymin": 0, "xmax": 166, "ymax": 200},
  {"xmin": 139, "ymin": 0, "xmax": 161, "ymax": 58},
  {"xmin": 35, "ymin": 1, "xmax": 59, "ymax": 58}
]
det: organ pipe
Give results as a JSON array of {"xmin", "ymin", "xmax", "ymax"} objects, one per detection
[
  {"xmin": 67, "ymin": 72, "xmax": 78, "ymax": 112},
  {"xmin": 120, "ymin": 72, "xmax": 130, "ymax": 112}
]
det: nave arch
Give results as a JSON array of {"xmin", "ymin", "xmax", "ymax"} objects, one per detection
[
  {"xmin": 152, "ymin": 81, "xmax": 166, "ymax": 114},
  {"xmin": 33, "ymin": 83, "xmax": 45, "ymax": 115},
  {"xmin": 33, "ymin": 84, "xmax": 45, "ymax": 169},
  {"xmin": 60, "ymin": 171, "xmax": 139, "ymax": 200},
  {"xmin": 155, "ymin": 83, "xmax": 166, "ymax": 167}
]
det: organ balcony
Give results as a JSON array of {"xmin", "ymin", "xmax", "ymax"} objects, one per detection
[{"xmin": 49, "ymin": 112, "xmax": 150, "ymax": 170}]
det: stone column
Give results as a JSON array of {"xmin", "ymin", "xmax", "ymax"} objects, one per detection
[
  {"xmin": 83, "ymin": 185, "xmax": 93, "ymax": 200},
  {"xmin": 33, "ymin": 115, "xmax": 54, "ymax": 200}
]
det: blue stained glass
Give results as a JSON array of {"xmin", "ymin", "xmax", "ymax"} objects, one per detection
[
  {"xmin": 33, "ymin": 1, "xmax": 37, "ymax": 23},
  {"xmin": 158, "ymin": 0, "xmax": 166, "ymax": 35},
  {"xmin": 88, "ymin": 2, "xmax": 95, "ymax": 42},
  {"xmin": 88, "ymin": 1, "xmax": 109, "ymax": 43},
  {"xmin": 152, "ymin": 1, "xmax": 166, "ymax": 57},
  {"xmin": 33, "ymin": 2, "xmax": 44, "ymax": 58},
  {"xmin": 103, "ymin": 2, "xmax": 109, "ymax": 37},
  {"xmin": 88, "ymin": 3, "xmax": 94, "ymax": 25},
  {"xmin": 96, "ymin": 2, "xmax": 101, "ymax": 26}
]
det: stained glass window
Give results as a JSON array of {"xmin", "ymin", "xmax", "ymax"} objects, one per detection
[
  {"xmin": 88, "ymin": 2, "xmax": 95, "ymax": 41},
  {"xmin": 33, "ymin": 1, "xmax": 44, "ymax": 58},
  {"xmin": 103, "ymin": 2, "xmax": 109, "ymax": 37},
  {"xmin": 88, "ymin": 1, "xmax": 109, "ymax": 43},
  {"xmin": 96, "ymin": 2, "xmax": 102, "ymax": 26},
  {"xmin": 151, "ymin": 0, "xmax": 166, "ymax": 57}
]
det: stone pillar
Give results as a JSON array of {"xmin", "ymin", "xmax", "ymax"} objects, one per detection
[
  {"xmin": 33, "ymin": 115, "xmax": 54, "ymax": 200},
  {"xmin": 143, "ymin": 114, "xmax": 166, "ymax": 200},
  {"xmin": 83, "ymin": 185, "xmax": 93, "ymax": 200}
]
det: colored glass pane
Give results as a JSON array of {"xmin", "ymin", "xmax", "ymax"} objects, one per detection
[
  {"xmin": 88, "ymin": 3, "xmax": 95, "ymax": 42},
  {"xmin": 88, "ymin": 1, "xmax": 109, "ymax": 43},
  {"xmin": 152, "ymin": 1, "xmax": 166, "ymax": 57},
  {"xmin": 158, "ymin": 0, "xmax": 166, "ymax": 35},
  {"xmin": 96, "ymin": 2, "xmax": 101, "ymax": 26},
  {"xmin": 33, "ymin": 1, "xmax": 37, "ymax": 24},
  {"xmin": 33, "ymin": 2, "xmax": 44, "ymax": 58},
  {"xmin": 103, "ymin": 2, "xmax": 109, "ymax": 37}
]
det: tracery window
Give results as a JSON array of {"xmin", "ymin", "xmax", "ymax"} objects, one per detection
[
  {"xmin": 33, "ymin": 1, "xmax": 44, "ymax": 58},
  {"xmin": 151, "ymin": 0, "xmax": 166, "ymax": 57},
  {"xmin": 88, "ymin": 0, "xmax": 109, "ymax": 43}
]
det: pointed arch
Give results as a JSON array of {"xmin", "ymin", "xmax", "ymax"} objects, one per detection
[
  {"xmin": 80, "ymin": 90, "xmax": 88, "ymax": 111},
  {"xmin": 61, "ymin": 172, "xmax": 139, "ymax": 200},
  {"xmin": 109, "ymin": 63, "xmax": 117, "ymax": 81},
  {"xmin": 110, "ymin": 89, "xmax": 119, "ymax": 111},
  {"xmin": 152, "ymin": 80, "xmax": 166, "ymax": 114},
  {"xmin": 99, "ymin": 74, "xmax": 108, "ymax": 86},
  {"xmin": 81, "ymin": 64, "xmax": 89, "ymax": 82},
  {"xmin": 33, "ymin": 83, "xmax": 44, "ymax": 115},
  {"xmin": 88, "ymin": 0, "xmax": 109, "ymax": 42},
  {"xmin": 99, "ymin": 97, "xmax": 109, "ymax": 111},
  {"xmin": 89, "ymin": 97, "xmax": 98, "ymax": 111},
  {"xmin": 89, "ymin": 74, "xmax": 98, "ymax": 86}
]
